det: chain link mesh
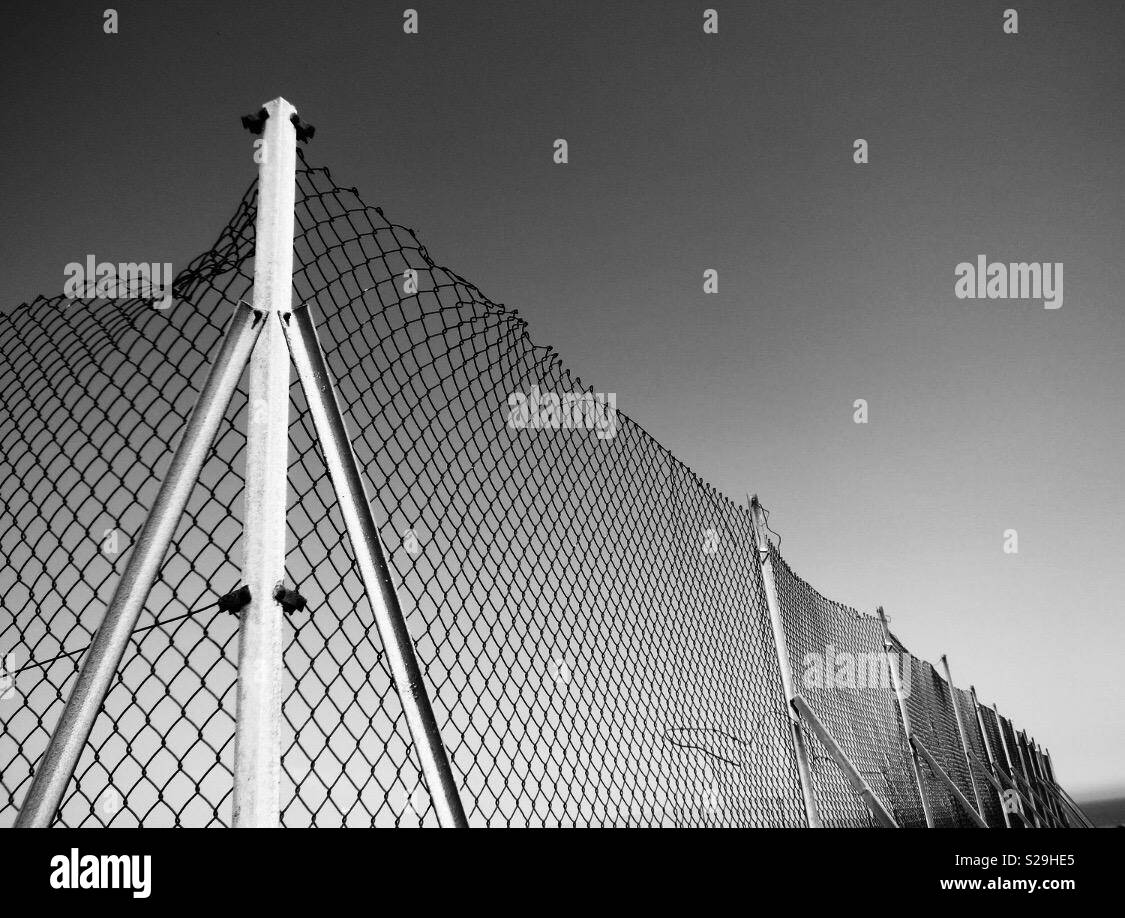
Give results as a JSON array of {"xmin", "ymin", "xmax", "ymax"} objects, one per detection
[
  {"xmin": 0, "ymin": 150, "xmax": 1074, "ymax": 828},
  {"xmin": 953, "ymin": 686, "xmax": 1005, "ymax": 827},
  {"xmin": 769, "ymin": 548, "xmax": 924, "ymax": 827}
]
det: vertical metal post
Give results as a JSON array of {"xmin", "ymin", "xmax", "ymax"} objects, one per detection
[
  {"xmin": 749, "ymin": 496, "xmax": 821, "ymax": 828},
  {"xmin": 233, "ymin": 97, "xmax": 298, "ymax": 828},
  {"xmin": 971, "ymin": 686, "xmax": 1010, "ymax": 827},
  {"xmin": 941, "ymin": 654, "xmax": 986, "ymax": 823},
  {"xmin": 1028, "ymin": 740, "xmax": 1051, "ymax": 824},
  {"xmin": 1044, "ymin": 749, "xmax": 1095, "ymax": 828},
  {"xmin": 877, "ymin": 607, "xmax": 934, "ymax": 827},
  {"xmin": 1030, "ymin": 738, "xmax": 1057, "ymax": 823},
  {"xmin": 279, "ymin": 303, "xmax": 468, "ymax": 827},
  {"xmin": 999, "ymin": 706, "xmax": 1039, "ymax": 828},
  {"xmin": 15, "ymin": 304, "xmax": 264, "ymax": 827},
  {"xmin": 1023, "ymin": 733, "xmax": 1052, "ymax": 826},
  {"xmin": 1025, "ymin": 732, "xmax": 1055, "ymax": 827},
  {"xmin": 993, "ymin": 703, "xmax": 1036, "ymax": 825},
  {"xmin": 1013, "ymin": 727, "xmax": 1043, "ymax": 827},
  {"xmin": 1035, "ymin": 747, "xmax": 1062, "ymax": 823},
  {"xmin": 1040, "ymin": 747, "xmax": 1064, "ymax": 826}
]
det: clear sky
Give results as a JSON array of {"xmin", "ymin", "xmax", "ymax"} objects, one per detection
[{"xmin": 1, "ymin": 0, "xmax": 1122, "ymax": 800}]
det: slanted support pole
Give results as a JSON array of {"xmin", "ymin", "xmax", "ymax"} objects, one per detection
[
  {"xmin": 750, "ymin": 496, "xmax": 821, "ymax": 828},
  {"xmin": 1016, "ymin": 729, "xmax": 1050, "ymax": 827},
  {"xmin": 877, "ymin": 607, "xmax": 934, "ymax": 827},
  {"xmin": 234, "ymin": 97, "xmax": 298, "ymax": 828},
  {"xmin": 999, "ymin": 711, "xmax": 1045, "ymax": 827},
  {"xmin": 1027, "ymin": 739, "xmax": 1052, "ymax": 825},
  {"xmin": 969, "ymin": 741, "xmax": 1032, "ymax": 826},
  {"xmin": 1052, "ymin": 788, "xmax": 1094, "ymax": 828},
  {"xmin": 1036, "ymin": 742, "xmax": 1067, "ymax": 827},
  {"xmin": 1043, "ymin": 750, "xmax": 1095, "ymax": 828},
  {"xmin": 941, "ymin": 654, "xmax": 986, "ymax": 824},
  {"xmin": 1030, "ymin": 737, "xmax": 1062, "ymax": 827},
  {"xmin": 279, "ymin": 303, "xmax": 468, "ymax": 827},
  {"xmin": 16, "ymin": 304, "xmax": 265, "ymax": 827},
  {"xmin": 994, "ymin": 706, "xmax": 1046, "ymax": 826},
  {"xmin": 791, "ymin": 694, "xmax": 898, "ymax": 827},
  {"xmin": 911, "ymin": 735, "xmax": 988, "ymax": 828},
  {"xmin": 971, "ymin": 686, "xmax": 1011, "ymax": 827}
]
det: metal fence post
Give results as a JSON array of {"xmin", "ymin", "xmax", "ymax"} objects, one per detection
[
  {"xmin": 1031, "ymin": 738, "xmax": 1063, "ymax": 827},
  {"xmin": 749, "ymin": 496, "xmax": 821, "ymax": 828},
  {"xmin": 997, "ymin": 706, "xmax": 1044, "ymax": 826},
  {"xmin": 1019, "ymin": 732, "xmax": 1041, "ymax": 824},
  {"xmin": 15, "ymin": 303, "xmax": 264, "ymax": 827},
  {"xmin": 877, "ymin": 607, "xmax": 934, "ymax": 827},
  {"xmin": 1043, "ymin": 749, "xmax": 1095, "ymax": 828},
  {"xmin": 233, "ymin": 97, "xmax": 299, "ymax": 828},
  {"xmin": 941, "ymin": 654, "xmax": 986, "ymax": 823},
  {"xmin": 971, "ymin": 685, "xmax": 1011, "ymax": 827},
  {"xmin": 1039, "ymin": 746, "xmax": 1065, "ymax": 826}
]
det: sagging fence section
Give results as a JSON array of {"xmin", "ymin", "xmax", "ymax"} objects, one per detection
[{"xmin": 0, "ymin": 140, "xmax": 1084, "ymax": 828}]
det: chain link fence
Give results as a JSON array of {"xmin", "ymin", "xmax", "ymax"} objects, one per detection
[
  {"xmin": 769, "ymin": 548, "xmax": 924, "ymax": 828},
  {"xmin": 0, "ymin": 152, "xmax": 1075, "ymax": 827}
]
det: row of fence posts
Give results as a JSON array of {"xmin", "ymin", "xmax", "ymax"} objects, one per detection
[
  {"xmin": 11, "ymin": 98, "xmax": 1091, "ymax": 829},
  {"xmin": 750, "ymin": 496, "xmax": 1087, "ymax": 829}
]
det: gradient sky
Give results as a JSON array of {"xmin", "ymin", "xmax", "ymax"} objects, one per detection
[{"xmin": 1, "ymin": 1, "xmax": 1122, "ymax": 800}]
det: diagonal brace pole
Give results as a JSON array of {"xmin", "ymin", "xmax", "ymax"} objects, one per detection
[
  {"xmin": 791, "ymin": 693, "xmax": 898, "ymax": 828},
  {"xmin": 750, "ymin": 496, "xmax": 821, "ymax": 828},
  {"xmin": 911, "ymin": 734, "xmax": 988, "ymax": 828},
  {"xmin": 970, "ymin": 686, "xmax": 1011, "ymax": 827},
  {"xmin": 278, "ymin": 303, "xmax": 468, "ymax": 827},
  {"xmin": 877, "ymin": 607, "xmax": 934, "ymax": 827},
  {"xmin": 965, "ymin": 743, "xmax": 1030, "ymax": 826},
  {"xmin": 941, "ymin": 655, "xmax": 987, "ymax": 823},
  {"xmin": 16, "ymin": 303, "xmax": 265, "ymax": 827}
]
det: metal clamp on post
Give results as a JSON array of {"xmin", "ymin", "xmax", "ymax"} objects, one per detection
[
  {"xmin": 273, "ymin": 584, "xmax": 307, "ymax": 615},
  {"xmin": 289, "ymin": 114, "xmax": 315, "ymax": 143},
  {"xmin": 218, "ymin": 585, "xmax": 252, "ymax": 613},
  {"xmin": 241, "ymin": 107, "xmax": 269, "ymax": 135}
]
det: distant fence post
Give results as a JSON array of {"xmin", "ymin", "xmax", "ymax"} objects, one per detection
[
  {"xmin": 1031, "ymin": 737, "xmax": 1062, "ymax": 827},
  {"xmin": 1028, "ymin": 740, "xmax": 1053, "ymax": 825},
  {"xmin": 941, "ymin": 654, "xmax": 986, "ymax": 823},
  {"xmin": 1001, "ymin": 714, "xmax": 1042, "ymax": 827},
  {"xmin": 749, "ymin": 496, "xmax": 821, "ymax": 828},
  {"xmin": 877, "ymin": 607, "xmax": 934, "ymax": 827},
  {"xmin": 996, "ymin": 706, "xmax": 1042, "ymax": 826},
  {"xmin": 1025, "ymin": 732, "xmax": 1053, "ymax": 826},
  {"xmin": 1020, "ymin": 730, "xmax": 1055, "ymax": 826},
  {"xmin": 971, "ymin": 685, "xmax": 1011, "ymax": 827},
  {"xmin": 1044, "ymin": 749, "xmax": 1095, "ymax": 828},
  {"xmin": 234, "ymin": 97, "xmax": 299, "ymax": 828}
]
